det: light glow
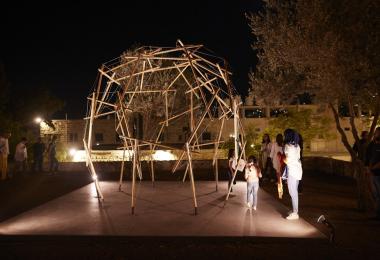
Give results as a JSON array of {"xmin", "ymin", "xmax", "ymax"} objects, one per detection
[
  {"xmin": 152, "ymin": 150, "xmax": 176, "ymax": 161},
  {"xmin": 35, "ymin": 117, "xmax": 42, "ymax": 124},
  {"xmin": 69, "ymin": 148, "xmax": 77, "ymax": 156}
]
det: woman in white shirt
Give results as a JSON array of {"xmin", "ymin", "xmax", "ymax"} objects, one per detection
[
  {"xmin": 260, "ymin": 134, "xmax": 272, "ymax": 179},
  {"xmin": 245, "ymin": 155, "xmax": 262, "ymax": 210},
  {"xmin": 283, "ymin": 129, "xmax": 303, "ymax": 220}
]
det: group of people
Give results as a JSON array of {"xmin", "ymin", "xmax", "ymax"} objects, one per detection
[
  {"xmin": 0, "ymin": 132, "xmax": 59, "ymax": 181},
  {"xmin": 228, "ymin": 128, "xmax": 303, "ymax": 220}
]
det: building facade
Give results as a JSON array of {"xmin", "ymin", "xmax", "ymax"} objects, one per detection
[{"xmin": 40, "ymin": 103, "xmax": 367, "ymax": 156}]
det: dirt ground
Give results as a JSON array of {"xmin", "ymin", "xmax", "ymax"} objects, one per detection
[{"xmin": 0, "ymin": 168, "xmax": 379, "ymax": 259}]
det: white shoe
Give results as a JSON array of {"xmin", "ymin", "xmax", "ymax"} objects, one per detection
[
  {"xmin": 247, "ymin": 202, "xmax": 251, "ymax": 208},
  {"xmin": 286, "ymin": 213, "xmax": 299, "ymax": 220},
  {"xmin": 253, "ymin": 206, "xmax": 257, "ymax": 210}
]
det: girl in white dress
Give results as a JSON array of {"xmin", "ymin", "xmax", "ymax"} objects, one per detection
[
  {"xmin": 245, "ymin": 156, "xmax": 262, "ymax": 210},
  {"xmin": 283, "ymin": 129, "xmax": 303, "ymax": 220}
]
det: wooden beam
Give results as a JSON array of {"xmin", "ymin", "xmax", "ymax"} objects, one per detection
[{"xmin": 186, "ymin": 142, "xmax": 198, "ymax": 215}]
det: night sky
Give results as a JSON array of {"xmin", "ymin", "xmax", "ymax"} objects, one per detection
[{"xmin": 2, "ymin": 1, "xmax": 260, "ymax": 118}]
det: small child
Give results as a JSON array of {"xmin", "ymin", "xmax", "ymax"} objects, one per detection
[{"xmin": 245, "ymin": 155, "xmax": 262, "ymax": 210}]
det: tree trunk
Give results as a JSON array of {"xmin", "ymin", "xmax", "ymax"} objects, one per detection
[
  {"xmin": 329, "ymin": 103, "xmax": 374, "ymax": 211},
  {"xmin": 353, "ymin": 158, "xmax": 374, "ymax": 211}
]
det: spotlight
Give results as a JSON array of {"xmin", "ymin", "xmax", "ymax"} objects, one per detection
[
  {"xmin": 317, "ymin": 215, "xmax": 335, "ymax": 243},
  {"xmin": 69, "ymin": 148, "xmax": 77, "ymax": 156},
  {"xmin": 35, "ymin": 117, "xmax": 42, "ymax": 124}
]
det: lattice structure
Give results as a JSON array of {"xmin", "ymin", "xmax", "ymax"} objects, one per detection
[{"xmin": 84, "ymin": 40, "xmax": 245, "ymax": 215}]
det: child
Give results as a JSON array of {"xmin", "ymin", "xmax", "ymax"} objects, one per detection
[{"xmin": 245, "ymin": 155, "xmax": 262, "ymax": 210}]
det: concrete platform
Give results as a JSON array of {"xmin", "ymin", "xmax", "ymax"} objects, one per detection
[{"xmin": 0, "ymin": 181, "xmax": 324, "ymax": 238}]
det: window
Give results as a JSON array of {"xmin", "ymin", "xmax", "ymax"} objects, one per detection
[
  {"xmin": 178, "ymin": 135, "xmax": 182, "ymax": 141},
  {"xmin": 270, "ymin": 108, "xmax": 288, "ymax": 117},
  {"xmin": 95, "ymin": 133, "xmax": 104, "ymax": 142},
  {"xmin": 245, "ymin": 108, "xmax": 265, "ymax": 118},
  {"xmin": 202, "ymin": 132, "xmax": 211, "ymax": 141},
  {"xmin": 68, "ymin": 133, "xmax": 78, "ymax": 142}
]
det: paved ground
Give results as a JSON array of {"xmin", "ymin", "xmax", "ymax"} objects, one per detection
[
  {"xmin": 0, "ymin": 169, "xmax": 379, "ymax": 259},
  {"xmin": 0, "ymin": 181, "xmax": 323, "ymax": 238}
]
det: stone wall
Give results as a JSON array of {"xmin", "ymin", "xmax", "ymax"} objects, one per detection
[
  {"xmin": 302, "ymin": 157, "xmax": 355, "ymax": 179},
  {"xmin": 58, "ymin": 157, "xmax": 356, "ymax": 180},
  {"xmin": 58, "ymin": 160, "xmax": 241, "ymax": 181}
]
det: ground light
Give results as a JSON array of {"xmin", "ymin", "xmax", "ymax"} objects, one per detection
[
  {"xmin": 34, "ymin": 117, "xmax": 42, "ymax": 124},
  {"xmin": 317, "ymin": 215, "xmax": 335, "ymax": 243},
  {"xmin": 69, "ymin": 148, "xmax": 77, "ymax": 157}
]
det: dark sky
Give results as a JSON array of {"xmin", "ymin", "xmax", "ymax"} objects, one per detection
[{"xmin": 1, "ymin": 1, "xmax": 261, "ymax": 118}]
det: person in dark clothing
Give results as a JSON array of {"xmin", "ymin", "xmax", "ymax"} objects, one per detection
[
  {"xmin": 366, "ymin": 127, "xmax": 380, "ymax": 220},
  {"xmin": 353, "ymin": 131, "xmax": 369, "ymax": 161},
  {"xmin": 48, "ymin": 136, "xmax": 59, "ymax": 174},
  {"xmin": 33, "ymin": 137, "xmax": 45, "ymax": 172}
]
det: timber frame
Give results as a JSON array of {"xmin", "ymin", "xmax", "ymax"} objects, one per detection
[{"xmin": 84, "ymin": 40, "xmax": 245, "ymax": 215}]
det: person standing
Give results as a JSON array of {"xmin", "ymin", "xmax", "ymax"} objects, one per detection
[
  {"xmin": 14, "ymin": 137, "xmax": 28, "ymax": 175},
  {"xmin": 33, "ymin": 137, "xmax": 45, "ymax": 172},
  {"xmin": 353, "ymin": 131, "xmax": 369, "ymax": 161},
  {"xmin": 366, "ymin": 127, "xmax": 380, "ymax": 220},
  {"xmin": 227, "ymin": 149, "xmax": 235, "ymax": 192},
  {"xmin": 260, "ymin": 134, "xmax": 272, "ymax": 181},
  {"xmin": 48, "ymin": 136, "xmax": 59, "ymax": 174},
  {"xmin": 270, "ymin": 134, "xmax": 284, "ymax": 197},
  {"xmin": 245, "ymin": 155, "xmax": 262, "ymax": 210},
  {"xmin": 0, "ymin": 131, "xmax": 11, "ymax": 180},
  {"xmin": 283, "ymin": 129, "xmax": 303, "ymax": 220}
]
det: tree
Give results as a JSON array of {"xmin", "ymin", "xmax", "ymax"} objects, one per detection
[
  {"xmin": 265, "ymin": 108, "xmax": 333, "ymax": 149},
  {"xmin": 248, "ymin": 0, "xmax": 380, "ymax": 210},
  {"xmin": 0, "ymin": 62, "xmax": 64, "ymax": 154}
]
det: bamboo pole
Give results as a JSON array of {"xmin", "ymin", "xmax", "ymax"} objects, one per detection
[
  {"xmin": 149, "ymin": 144, "xmax": 155, "ymax": 187},
  {"xmin": 165, "ymin": 91, "xmax": 169, "ymax": 127},
  {"xmin": 213, "ymin": 117, "xmax": 225, "ymax": 165},
  {"xmin": 86, "ymin": 92, "xmax": 96, "ymax": 167},
  {"xmin": 233, "ymin": 99, "xmax": 239, "ymax": 163},
  {"xmin": 186, "ymin": 142, "xmax": 198, "ymax": 215},
  {"xmin": 116, "ymin": 61, "xmax": 192, "ymax": 82},
  {"xmin": 116, "ymin": 111, "xmax": 127, "ymax": 191},
  {"xmin": 171, "ymin": 90, "xmax": 219, "ymax": 174},
  {"xmin": 182, "ymin": 163, "xmax": 189, "ymax": 182},
  {"xmin": 140, "ymin": 60, "xmax": 145, "ymax": 91},
  {"xmin": 84, "ymin": 110, "xmax": 116, "ymax": 120},
  {"xmin": 215, "ymin": 159, "xmax": 219, "ymax": 191},
  {"xmin": 98, "ymin": 68, "xmax": 121, "ymax": 85},
  {"xmin": 158, "ymin": 106, "xmax": 201, "ymax": 125},
  {"xmin": 131, "ymin": 139, "xmax": 137, "ymax": 215},
  {"xmin": 119, "ymin": 143, "xmax": 126, "ymax": 191},
  {"xmin": 225, "ymin": 141, "xmax": 247, "ymax": 202},
  {"xmin": 83, "ymin": 139, "xmax": 104, "ymax": 200}
]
